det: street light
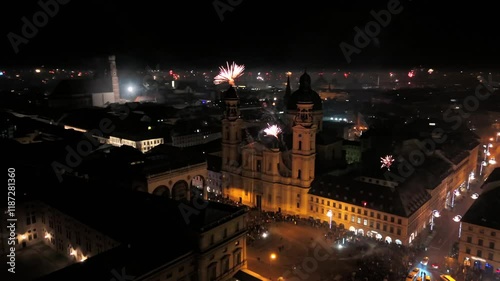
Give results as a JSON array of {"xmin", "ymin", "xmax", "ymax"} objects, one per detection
[
  {"xmin": 467, "ymin": 171, "xmax": 475, "ymax": 190},
  {"xmin": 451, "ymin": 189, "xmax": 460, "ymax": 208},
  {"xmin": 430, "ymin": 210, "xmax": 440, "ymax": 231},
  {"xmin": 453, "ymin": 215, "xmax": 462, "ymax": 238},
  {"xmin": 326, "ymin": 210, "xmax": 333, "ymax": 229},
  {"xmin": 471, "ymin": 193, "xmax": 479, "ymax": 200}
]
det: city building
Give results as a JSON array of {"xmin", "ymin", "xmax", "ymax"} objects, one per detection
[
  {"xmin": 457, "ymin": 168, "xmax": 500, "ymax": 276},
  {"xmin": 1, "ymin": 182, "xmax": 252, "ymax": 281}
]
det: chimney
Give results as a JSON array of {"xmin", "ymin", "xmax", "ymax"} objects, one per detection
[{"xmin": 109, "ymin": 55, "xmax": 120, "ymax": 102}]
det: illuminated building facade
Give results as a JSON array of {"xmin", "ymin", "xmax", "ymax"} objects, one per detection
[{"xmin": 222, "ymin": 72, "xmax": 321, "ymax": 216}]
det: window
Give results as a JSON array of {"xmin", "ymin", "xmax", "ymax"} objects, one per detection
[
  {"xmin": 370, "ymin": 212, "xmax": 374, "ymax": 217},
  {"xmin": 310, "ymin": 197, "xmax": 313, "ymax": 202},
  {"xmin": 492, "ymin": 231, "xmax": 496, "ymax": 237},
  {"xmin": 468, "ymin": 226, "xmax": 473, "ymax": 231},
  {"xmin": 327, "ymin": 201, "xmax": 330, "ymax": 206},
  {"xmin": 344, "ymin": 214, "xmax": 347, "ymax": 220},
  {"xmin": 488, "ymin": 253, "xmax": 494, "ymax": 260},
  {"xmin": 207, "ymin": 262, "xmax": 217, "ymax": 281},
  {"xmin": 351, "ymin": 207, "xmax": 355, "ymax": 212},
  {"xmin": 480, "ymin": 229, "xmax": 484, "ymax": 234},
  {"xmin": 357, "ymin": 208, "xmax": 361, "ymax": 214},
  {"xmin": 377, "ymin": 214, "xmax": 381, "ymax": 219},
  {"xmin": 321, "ymin": 208, "xmax": 324, "ymax": 214},
  {"xmin": 338, "ymin": 213, "xmax": 341, "ymax": 219},
  {"xmin": 179, "ymin": 266, "xmax": 184, "ymax": 272},
  {"xmin": 321, "ymin": 199, "xmax": 324, "ymax": 205},
  {"xmin": 477, "ymin": 250, "xmax": 482, "ymax": 257},
  {"xmin": 166, "ymin": 272, "xmax": 173, "ymax": 279},
  {"xmin": 310, "ymin": 205, "xmax": 313, "ymax": 211},
  {"xmin": 363, "ymin": 219, "xmax": 367, "ymax": 226},
  {"xmin": 390, "ymin": 226, "xmax": 394, "ymax": 233},
  {"xmin": 351, "ymin": 215, "xmax": 355, "ymax": 222},
  {"xmin": 316, "ymin": 198, "xmax": 319, "ymax": 203},
  {"xmin": 75, "ymin": 232, "xmax": 81, "ymax": 245},
  {"xmin": 297, "ymin": 202, "xmax": 300, "ymax": 208},
  {"xmin": 390, "ymin": 217, "xmax": 395, "ymax": 223},
  {"xmin": 333, "ymin": 203, "xmax": 336, "ymax": 208},
  {"xmin": 234, "ymin": 249, "xmax": 242, "ymax": 265},
  {"xmin": 489, "ymin": 242, "xmax": 495, "ymax": 249},
  {"xmin": 364, "ymin": 210, "xmax": 368, "ymax": 216},
  {"xmin": 467, "ymin": 237, "xmax": 472, "ymax": 243},
  {"xmin": 397, "ymin": 218, "xmax": 402, "ymax": 224},
  {"xmin": 376, "ymin": 223, "xmax": 380, "ymax": 229},
  {"xmin": 478, "ymin": 239, "xmax": 483, "ymax": 246},
  {"xmin": 383, "ymin": 215, "xmax": 387, "ymax": 221},
  {"xmin": 397, "ymin": 229, "xmax": 401, "ymax": 235},
  {"xmin": 357, "ymin": 217, "xmax": 361, "ymax": 224},
  {"xmin": 338, "ymin": 204, "xmax": 342, "ymax": 209},
  {"xmin": 369, "ymin": 220, "xmax": 374, "ymax": 227},
  {"xmin": 383, "ymin": 225, "xmax": 387, "ymax": 231},
  {"xmin": 466, "ymin": 248, "xmax": 471, "ymax": 254}
]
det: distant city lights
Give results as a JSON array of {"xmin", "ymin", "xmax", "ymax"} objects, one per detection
[
  {"xmin": 380, "ymin": 155, "xmax": 395, "ymax": 171},
  {"xmin": 428, "ymin": 68, "xmax": 434, "ymax": 74}
]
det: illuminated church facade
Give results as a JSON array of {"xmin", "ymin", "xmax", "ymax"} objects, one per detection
[{"xmin": 221, "ymin": 72, "xmax": 323, "ymax": 216}]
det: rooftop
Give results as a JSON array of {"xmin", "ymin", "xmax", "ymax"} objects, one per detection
[
  {"xmin": 461, "ymin": 184, "xmax": 500, "ymax": 231},
  {"xmin": 309, "ymin": 173, "xmax": 431, "ymax": 217}
]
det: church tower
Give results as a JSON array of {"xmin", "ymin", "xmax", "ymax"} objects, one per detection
[
  {"xmin": 291, "ymin": 73, "xmax": 318, "ymax": 187},
  {"xmin": 291, "ymin": 101, "xmax": 317, "ymax": 187},
  {"xmin": 221, "ymin": 86, "xmax": 244, "ymax": 172}
]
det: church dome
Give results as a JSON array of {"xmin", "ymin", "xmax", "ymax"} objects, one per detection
[
  {"xmin": 286, "ymin": 72, "xmax": 322, "ymax": 111},
  {"xmin": 223, "ymin": 85, "xmax": 238, "ymax": 100}
]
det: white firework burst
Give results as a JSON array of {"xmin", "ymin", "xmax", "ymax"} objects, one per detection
[
  {"xmin": 380, "ymin": 155, "xmax": 395, "ymax": 171},
  {"xmin": 213, "ymin": 61, "xmax": 245, "ymax": 86},
  {"xmin": 264, "ymin": 124, "xmax": 282, "ymax": 138}
]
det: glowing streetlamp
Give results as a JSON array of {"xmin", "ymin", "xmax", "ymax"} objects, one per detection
[
  {"xmin": 453, "ymin": 215, "xmax": 462, "ymax": 238},
  {"xmin": 326, "ymin": 210, "xmax": 333, "ymax": 229},
  {"xmin": 270, "ymin": 253, "xmax": 277, "ymax": 280},
  {"xmin": 467, "ymin": 171, "xmax": 475, "ymax": 190},
  {"xmin": 430, "ymin": 210, "xmax": 440, "ymax": 231},
  {"xmin": 471, "ymin": 193, "xmax": 479, "ymax": 200},
  {"xmin": 451, "ymin": 189, "xmax": 460, "ymax": 208}
]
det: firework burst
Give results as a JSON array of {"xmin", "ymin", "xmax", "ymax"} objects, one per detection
[
  {"xmin": 380, "ymin": 155, "xmax": 395, "ymax": 171},
  {"xmin": 264, "ymin": 124, "xmax": 282, "ymax": 138},
  {"xmin": 214, "ymin": 61, "xmax": 245, "ymax": 86}
]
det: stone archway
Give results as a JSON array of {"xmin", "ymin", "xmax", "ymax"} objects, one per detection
[
  {"xmin": 172, "ymin": 180, "xmax": 189, "ymax": 201},
  {"xmin": 153, "ymin": 185, "xmax": 170, "ymax": 198}
]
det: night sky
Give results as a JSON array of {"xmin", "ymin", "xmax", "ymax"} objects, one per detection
[{"xmin": 0, "ymin": 0, "xmax": 498, "ymax": 70}]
